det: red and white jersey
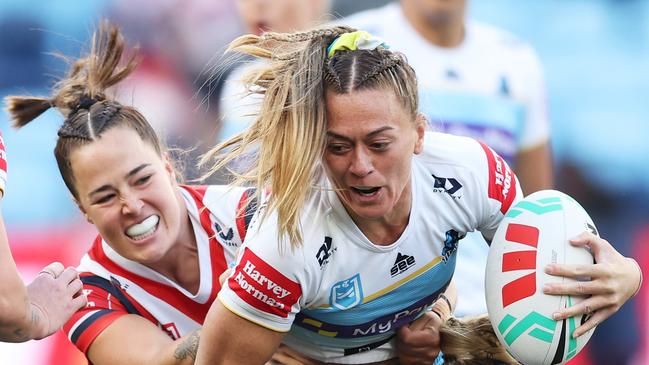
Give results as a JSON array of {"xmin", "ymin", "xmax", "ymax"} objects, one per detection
[
  {"xmin": 219, "ymin": 133, "xmax": 522, "ymax": 363},
  {"xmin": 63, "ymin": 185, "xmax": 257, "ymax": 356}
]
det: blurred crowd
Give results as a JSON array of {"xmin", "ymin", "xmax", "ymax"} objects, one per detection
[{"xmin": 0, "ymin": 0, "xmax": 647, "ymax": 364}]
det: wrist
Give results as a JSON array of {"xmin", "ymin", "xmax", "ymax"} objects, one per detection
[
  {"xmin": 27, "ymin": 301, "xmax": 49, "ymax": 340},
  {"xmin": 629, "ymin": 258, "xmax": 643, "ymax": 297},
  {"xmin": 432, "ymin": 293, "xmax": 453, "ymax": 321}
]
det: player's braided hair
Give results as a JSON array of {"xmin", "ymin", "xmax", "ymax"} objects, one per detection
[
  {"xmin": 4, "ymin": 21, "xmax": 164, "ymax": 199},
  {"xmin": 441, "ymin": 315, "xmax": 520, "ymax": 365},
  {"xmin": 201, "ymin": 25, "xmax": 419, "ymax": 248}
]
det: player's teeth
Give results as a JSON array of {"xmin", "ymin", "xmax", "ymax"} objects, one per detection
[{"xmin": 126, "ymin": 215, "xmax": 159, "ymax": 238}]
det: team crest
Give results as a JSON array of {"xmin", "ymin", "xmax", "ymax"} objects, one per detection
[{"xmin": 330, "ymin": 274, "xmax": 363, "ymax": 310}]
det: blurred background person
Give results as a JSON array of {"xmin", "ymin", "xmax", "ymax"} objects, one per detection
[
  {"xmin": 217, "ymin": 0, "xmax": 332, "ymax": 143},
  {"xmin": 341, "ymin": 0, "xmax": 552, "ymax": 323},
  {"xmin": 0, "ymin": 0, "xmax": 647, "ymax": 364}
]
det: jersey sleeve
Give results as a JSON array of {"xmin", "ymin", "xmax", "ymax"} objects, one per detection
[
  {"xmin": 62, "ymin": 275, "xmax": 131, "ymax": 355},
  {"xmin": 217, "ymin": 211, "xmax": 305, "ymax": 332},
  {"xmin": 475, "ymin": 141, "xmax": 523, "ymax": 241}
]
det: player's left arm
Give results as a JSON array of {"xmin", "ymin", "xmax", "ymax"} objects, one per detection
[
  {"xmin": 0, "ymin": 131, "xmax": 86, "ymax": 342},
  {"xmin": 543, "ymin": 231, "xmax": 643, "ymax": 337}
]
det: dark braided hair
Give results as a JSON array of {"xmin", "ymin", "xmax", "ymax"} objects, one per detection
[{"xmin": 4, "ymin": 21, "xmax": 164, "ymax": 199}]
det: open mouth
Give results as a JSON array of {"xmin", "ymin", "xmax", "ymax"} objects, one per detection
[
  {"xmin": 125, "ymin": 215, "xmax": 160, "ymax": 241},
  {"xmin": 351, "ymin": 186, "xmax": 381, "ymax": 197}
]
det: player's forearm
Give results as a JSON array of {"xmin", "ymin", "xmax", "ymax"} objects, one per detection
[
  {"xmin": 0, "ymin": 291, "xmax": 34, "ymax": 342},
  {"xmin": 123, "ymin": 329, "xmax": 202, "ymax": 365},
  {"xmin": 169, "ymin": 329, "xmax": 201, "ymax": 365},
  {"xmin": 0, "ymin": 209, "xmax": 36, "ymax": 342},
  {"xmin": 432, "ymin": 280, "xmax": 457, "ymax": 321}
]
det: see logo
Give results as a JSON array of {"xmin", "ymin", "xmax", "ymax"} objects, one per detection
[
  {"xmin": 501, "ymin": 223, "xmax": 539, "ymax": 307},
  {"xmin": 391, "ymin": 252, "xmax": 415, "ymax": 277}
]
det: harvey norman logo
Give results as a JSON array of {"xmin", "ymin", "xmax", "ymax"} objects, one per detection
[{"xmin": 229, "ymin": 248, "xmax": 301, "ymax": 318}]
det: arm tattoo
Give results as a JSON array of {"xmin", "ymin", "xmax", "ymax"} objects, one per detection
[
  {"xmin": 173, "ymin": 330, "xmax": 200, "ymax": 361},
  {"xmin": 12, "ymin": 328, "xmax": 29, "ymax": 342},
  {"xmin": 10, "ymin": 307, "xmax": 41, "ymax": 342}
]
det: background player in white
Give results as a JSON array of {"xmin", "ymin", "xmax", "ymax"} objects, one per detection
[
  {"xmin": 0, "ymin": 133, "xmax": 86, "ymax": 342},
  {"xmin": 341, "ymin": 0, "xmax": 553, "ymax": 318},
  {"xmin": 196, "ymin": 27, "xmax": 641, "ymax": 365},
  {"xmin": 4, "ymin": 23, "xmax": 260, "ymax": 364},
  {"xmin": 218, "ymin": 0, "xmax": 332, "ymax": 143}
]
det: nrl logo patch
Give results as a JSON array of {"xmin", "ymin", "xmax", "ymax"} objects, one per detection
[{"xmin": 330, "ymin": 274, "xmax": 364, "ymax": 310}]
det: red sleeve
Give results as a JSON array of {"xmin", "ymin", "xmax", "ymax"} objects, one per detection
[
  {"xmin": 62, "ymin": 275, "xmax": 130, "ymax": 355},
  {"xmin": 478, "ymin": 141, "xmax": 518, "ymax": 214}
]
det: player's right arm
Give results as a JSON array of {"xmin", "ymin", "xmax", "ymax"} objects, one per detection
[
  {"xmin": 196, "ymin": 216, "xmax": 305, "ymax": 365},
  {"xmin": 65, "ymin": 279, "xmax": 199, "ymax": 365},
  {"xmin": 86, "ymin": 314, "xmax": 201, "ymax": 365},
  {"xmin": 195, "ymin": 300, "xmax": 286, "ymax": 365}
]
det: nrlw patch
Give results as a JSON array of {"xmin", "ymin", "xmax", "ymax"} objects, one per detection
[
  {"xmin": 229, "ymin": 248, "xmax": 301, "ymax": 318},
  {"xmin": 330, "ymin": 274, "xmax": 363, "ymax": 311},
  {"xmin": 479, "ymin": 142, "xmax": 517, "ymax": 214}
]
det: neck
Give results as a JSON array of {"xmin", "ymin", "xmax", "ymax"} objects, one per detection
[
  {"xmin": 147, "ymin": 193, "xmax": 200, "ymax": 293},
  {"xmin": 401, "ymin": 3, "xmax": 465, "ymax": 48}
]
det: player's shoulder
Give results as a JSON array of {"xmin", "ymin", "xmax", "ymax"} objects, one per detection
[
  {"xmin": 418, "ymin": 132, "xmax": 509, "ymax": 191},
  {"xmin": 181, "ymin": 184, "xmax": 252, "ymax": 211},
  {"xmin": 244, "ymin": 193, "xmax": 329, "ymax": 259},
  {"xmin": 419, "ymin": 131, "xmax": 487, "ymax": 168}
]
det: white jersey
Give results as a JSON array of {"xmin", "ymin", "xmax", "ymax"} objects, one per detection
[
  {"xmin": 342, "ymin": 3, "xmax": 550, "ymax": 316},
  {"xmin": 218, "ymin": 59, "xmax": 266, "ymax": 141},
  {"xmin": 219, "ymin": 133, "xmax": 522, "ymax": 363},
  {"xmin": 342, "ymin": 2, "xmax": 549, "ymax": 161},
  {"xmin": 63, "ymin": 185, "xmax": 257, "ymax": 355}
]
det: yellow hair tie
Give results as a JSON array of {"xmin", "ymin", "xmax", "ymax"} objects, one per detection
[{"xmin": 327, "ymin": 31, "xmax": 389, "ymax": 58}]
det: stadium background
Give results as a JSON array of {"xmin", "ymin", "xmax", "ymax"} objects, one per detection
[{"xmin": 0, "ymin": 0, "xmax": 647, "ymax": 363}]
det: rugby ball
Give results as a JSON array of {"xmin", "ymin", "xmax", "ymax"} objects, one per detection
[{"xmin": 485, "ymin": 190, "xmax": 597, "ymax": 365}]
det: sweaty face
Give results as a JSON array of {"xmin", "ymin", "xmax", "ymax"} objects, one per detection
[
  {"xmin": 236, "ymin": 0, "xmax": 327, "ymax": 35},
  {"xmin": 71, "ymin": 126, "xmax": 185, "ymax": 264},
  {"xmin": 324, "ymin": 88, "xmax": 425, "ymax": 226}
]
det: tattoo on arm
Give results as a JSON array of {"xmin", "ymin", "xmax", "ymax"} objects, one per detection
[
  {"xmin": 9, "ymin": 307, "xmax": 40, "ymax": 342},
  {"xmin": 173, "ymin": 330, "xmax": 200, "ymax": 361},
  {"xmin": 12, "ymin": 328, "xmax": 29, "ymax": 342}
]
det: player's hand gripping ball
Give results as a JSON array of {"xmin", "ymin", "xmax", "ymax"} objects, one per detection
[{"xmin": 486, "ymin": 190, "xmax": 597, "ymax": 365}]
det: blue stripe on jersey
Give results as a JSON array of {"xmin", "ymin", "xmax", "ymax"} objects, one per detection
[
  {"xmin": 420, "ymin": 89, "xmax": 525, "ymax": 135},
  {"xmin": 81, "ymin": 275, "xmax": 142, "ymax": 316},
  {"xmin": 70, "ymin": 309, "xmax": 114, "ymax": 344},
  {"xmin": 291, "ymin": 254, "xmax": 455, "ymax": 346}
]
